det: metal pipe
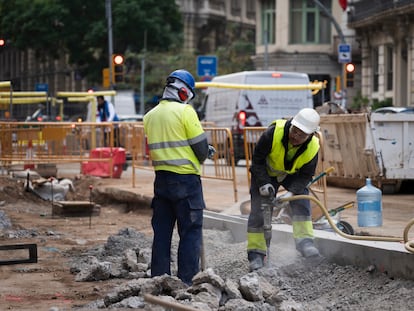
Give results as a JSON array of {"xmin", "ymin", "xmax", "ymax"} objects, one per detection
[
  {"xmin": 0, "ymin": 91, "xmax": 47, "ymax": 97},
  {"xmin": 195, "ymin": 82, "xmax": 325, "ymax": 90},
  {"xmin": 56, "ymin": 91, "xmax": 116, "ymax": 97}
]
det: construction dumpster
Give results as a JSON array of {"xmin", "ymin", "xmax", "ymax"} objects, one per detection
[
  {"xmin": 319, "ymin": 113, "xmax": 414, "ymax": 193},
  {"xmin": 369, "ymin": 112, "xmax": 414, "ymax": 192}
]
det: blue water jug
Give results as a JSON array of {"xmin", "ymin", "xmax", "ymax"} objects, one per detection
[{"xmin": 357, "ymin": 178, "xmax": 382, "ymax": 227}]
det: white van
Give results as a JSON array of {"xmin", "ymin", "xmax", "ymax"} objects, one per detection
[{"xmin": 200, "ymin": 71, "xmax": 314, "ymax": 164}]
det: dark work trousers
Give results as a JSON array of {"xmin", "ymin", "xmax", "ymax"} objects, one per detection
[
  {"xmin": 248, "ymin": 175, "xmax": 311, "ymax": 230},
  {"xmin": 247, "ymin": 175, "xmax": 311, "ymax": 256},
  {"xmin": 103, "ymin": 126, "xmax": 120, "ymax": 147},
  {"xmin": 150, "ymin": 170, "xmax": 205, "ymax": 285}
]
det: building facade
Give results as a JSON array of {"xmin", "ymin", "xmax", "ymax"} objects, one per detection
[
  {"xmin": 176, "ymin": 0, "xmax": 256, "ymax": 54},
  {"xmin": 0, "ymin": 1, "xmax": 256, "ymax": 95},
  {"xmin": 252, "ymin": 0, "xmax": 414, "ymax": 109},
  {"xmin": 2, "ymin": 1, "xmax": 413, "ymax": 111},
  {"xmin": 348, "ymin": 0, "xmax": 414, "ymax": 108},
  {"xmin": 0, "ymin": 49, "xmax": 87, "ymax": 94},
  {"xmin": 253, "ymin": 0, "xmax": 359, "ymax": 107}
]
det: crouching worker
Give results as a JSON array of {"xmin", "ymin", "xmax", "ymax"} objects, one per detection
[{"xmin": 247, "ymin": 108, "xmax": 322, "ymax": 271}]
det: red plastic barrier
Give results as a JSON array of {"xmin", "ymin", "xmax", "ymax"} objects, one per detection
[{"xmin": 82, "ymin": 147, "xmax": 126, "ymax": 178}]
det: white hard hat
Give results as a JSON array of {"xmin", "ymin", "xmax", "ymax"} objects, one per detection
[{"xmin": 291, "ymin": 108, "xmax": 320, "ymax": 134}]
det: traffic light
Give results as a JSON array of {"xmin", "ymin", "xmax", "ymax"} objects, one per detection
[
  {"xmin": 112, "ymin": 54, "xmax": 124, "ymax": 83},
  {"xmin": 345, "ymin": 63, "xmax": 355, "ymax": 88},
  {"xmin": 0, "ymin": 39, "xmax": 5, "ymax": 47}
]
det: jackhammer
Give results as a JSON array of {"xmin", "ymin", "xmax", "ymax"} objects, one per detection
[
  {"xmin": 261, "ymin": 188, "xmax": 275, "ymax": 267},
  {"xmin": 262, "ymin": 189, "xmax": 295, "ymax": 266},
  {"xmin": 260, "ymin": 168, "xmax": 335, "ymax": 266}
]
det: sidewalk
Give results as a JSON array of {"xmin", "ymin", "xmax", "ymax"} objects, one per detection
[{"xmin": 58, "ymin": 162, "xmax": 413, "ymax": 240}]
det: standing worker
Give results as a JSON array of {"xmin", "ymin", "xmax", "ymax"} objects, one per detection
[
  {"xmin": 96, "ymin": 95, "xmax": 120, "ymax": 147},
  {"xmin": 143, "ymin": 69, "xmax": 214, "ymax": 285},
  {"xmin": 247, "ymin": 108, "xmax": 321, "ymax": 271}
]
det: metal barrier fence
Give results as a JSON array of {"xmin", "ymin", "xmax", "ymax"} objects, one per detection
[
  {"xmin": 129, "ymin": 124, "xmax": 152, "ymax": 187},
  {"xmin": 0, "ymin": 121, "xmax": 136, "ymax": 176},
  {"xmin": 0, "ymin": 120, "xmax": 331, "ymax": 207},
  {"xmin": 243, "ymin": 127, "xmax": 328, "ymax": 211},
  {"xmin": 0, "ymin": 121, "xmax": 238, "ymax": 203},
  {"xmin": 131, "ymin": 125, "xmax": 238, "ymax": 202},
  {"xmin": 202, "ymin": 127, "xmax": 238, "ymax": 202}
]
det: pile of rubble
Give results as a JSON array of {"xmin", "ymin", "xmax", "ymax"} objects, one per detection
[
  {"xmin": 0, "ymin": 174, "xmax": 413, "ymax": 310},
  {"xmin": 70, "ymin": 228, "xmax": 414, "ymax": 311},
  {"xmin": 71, "ymin": 228, "xmax": 300, "ymax": 310}
]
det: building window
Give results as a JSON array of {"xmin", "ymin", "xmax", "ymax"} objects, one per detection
[
  {"xmin": 290, "ymin": 0, "xmax": 331, "ymax": 44},
  {"xmin": 261, "ymin": 0, "xmax": 276, "ymax": 44},
  {"xmin": 385, "ymin": 45, "xmax": 393, "ymax": 91},
  {"xmin": 372, "ymin": 47, "xmax": 379, "ymax": 92},
  {"xmin": 210, "ymin": 0, "xmax": 224, "ymax": 11},
  {"xmin": 231, "ymin": 0, "xmax": 241, "ymax": 16},
  {"xmin": 246, "ymin": 0, "xmax": 256, "ymax": 19}
]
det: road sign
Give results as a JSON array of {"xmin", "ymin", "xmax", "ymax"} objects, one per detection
[
  {"xmin": 197, "ymin": 55, "xmax": 217, "ymax": 77},
  {"xmin": 35, "ymin": 83, "xmax": 48, "ymax": 92},
  {"xmin": 338, "ymin": 44, "xmax": 351, "ymax": 63}
]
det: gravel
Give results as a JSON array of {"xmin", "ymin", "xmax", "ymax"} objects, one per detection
[
  {"xmin": 74, "ymin": 227, "xmax": 414, "ymax": 310},
  {"xmin": 202, "ymin": 229, "xmax": 414, "ymax": 311}
]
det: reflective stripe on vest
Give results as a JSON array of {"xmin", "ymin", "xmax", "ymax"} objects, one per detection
[
  {"xmin": 266, "ymin": 120, "xmax": 319, "ymax": 176},
  {"xmin": 144, "ymin": 100, "xmax": 205, "ymax": 175}
]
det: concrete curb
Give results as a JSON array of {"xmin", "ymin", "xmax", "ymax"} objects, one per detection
[{"xmin": 203, "ymin": 210, "xmax": 414, "ymax": 280}]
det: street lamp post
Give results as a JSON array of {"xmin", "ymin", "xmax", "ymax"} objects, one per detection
[
  {"xmin": 313, "ymin": 0, "xmax": 347, "ymax": 108},
  {"xmin": 106, "ymin": 0, "xmax": 114, "ymax": 90},
  {"xmin": 139, "ymin": 30, "xmax": 147, "ymax": 115}
]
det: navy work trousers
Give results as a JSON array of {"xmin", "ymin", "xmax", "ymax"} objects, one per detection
[
  {"xmin": 248, "ymin": 176, "xmax": 311, "ymax": 231},
  {"xmin": 150, "ymin": 170, "xmax": 205, "ymax": 285}
]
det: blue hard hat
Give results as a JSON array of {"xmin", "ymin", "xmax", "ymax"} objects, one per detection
[{"xmin": 167, "ymin": 69, "xmax": 196, "ymax": 94}]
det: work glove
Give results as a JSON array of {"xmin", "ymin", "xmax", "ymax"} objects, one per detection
[
  {"xmin": 276, "ymin": 191, "xmax": 294, "ymax": 202},
  {"xmin": 275, "ymin": 191, "xmax": 294, "ymax": 208},
  {"xmin": 259, "ymin": 183, "xmax": 275, "ymax": 197},
  {"xmin": 207, "ymin": 145, "xmax": 216, "ymax": 160}
]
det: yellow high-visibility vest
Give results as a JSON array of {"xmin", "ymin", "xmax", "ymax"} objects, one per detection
[
  {"xmin": 266, "ymin": 119, "xmax": 319, "ymax": 176},
  {"xmin": 144, "ymin": 100, "xmax": 206, "ymax": 175}
]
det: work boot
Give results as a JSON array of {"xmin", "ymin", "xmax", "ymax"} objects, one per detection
[
  {"xmin": 248, "ymin": 252, "xmax": 264, "ymax": 271},
  {"xmin": 296, "ymin": 239, "xmax": 320, "ymax": 258}
]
